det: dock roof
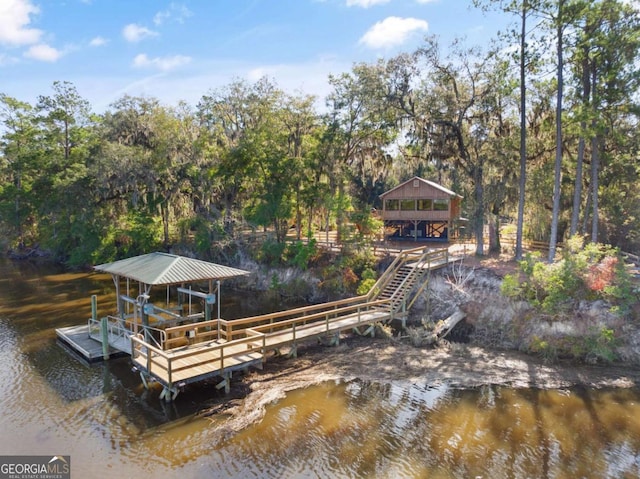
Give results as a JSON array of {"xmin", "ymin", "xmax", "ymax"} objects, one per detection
[{"xmin": 94, "ymin": 252, "xmax": 250, "ymax": 285}]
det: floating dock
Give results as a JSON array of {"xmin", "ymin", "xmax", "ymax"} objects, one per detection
[{"xmin": 56, "ymin": 324, "xmax": 126, "ymax": 362}]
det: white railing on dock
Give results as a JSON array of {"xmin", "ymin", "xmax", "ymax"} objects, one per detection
[{"xmin": 88, "ymin": 316, "xmax": 166, "ymax": 352}]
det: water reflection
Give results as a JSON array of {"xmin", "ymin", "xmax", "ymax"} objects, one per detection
[{"xmin": 212, "ymin": 382, "xmax": 640, "ymax": 479}]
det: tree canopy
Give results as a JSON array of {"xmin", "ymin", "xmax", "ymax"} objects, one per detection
[{"xmin": 1, "ymin": 0, "xmax": 638, "ymax": 266}]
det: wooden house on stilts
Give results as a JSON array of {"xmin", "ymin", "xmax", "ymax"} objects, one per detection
[{"xmin": 380, "ymin": 176, "xmax": 464, "ymax": 242}]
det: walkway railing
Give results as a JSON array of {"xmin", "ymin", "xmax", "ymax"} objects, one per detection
[
  {"xmin": 88, "ymin": 316, "xmax": 166, "ymax": 352},
  {"xmin": 218, "ymin": 295, "xmax": 374, "ymax": 341},
  {"xmin": 243, "ymin": 298, "xmax": 393, "ymax": 342},
  {"xmin": 367, "ymin": 247, "xmax": 449, "ymax": 310},
  {"xmin": 131, "ymin": 328, "xmax": 266, "ymax": 388}
]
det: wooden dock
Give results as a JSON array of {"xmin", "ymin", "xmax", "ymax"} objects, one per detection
[
  {"xmin": 130, "ymin": 246, "xmax": 454, "ymax": 400},
  {"xmin": 58, "ymin": 246, "xmax": 455, "ymax": 400}
]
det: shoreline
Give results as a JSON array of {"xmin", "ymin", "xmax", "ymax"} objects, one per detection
[{"xmin": 202, "ymin": 336, "xmax": 640, "ymax": 437}]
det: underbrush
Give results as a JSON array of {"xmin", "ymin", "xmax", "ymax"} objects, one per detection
[
  {"xmin": 412, "ymin": 242, "xmax": 639, "ymax": 365},
  {"xmin": 501, "ymin": 236, "xmax": 636, "ymax": 316}
]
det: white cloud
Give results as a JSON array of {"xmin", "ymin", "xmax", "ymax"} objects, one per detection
[
  {"xmin": 0, "ymin": 0, "xmax": 43, "ymax": 46},
  {"xmin": 132, "ymin": 53, "xmax": 191, "ymax": 72},
  {"xmin": 154, "ymin": 3, "xmax": 193, "ymax": 26},
  {"xmin": 89, "ymin": 36, "xmax": 108, "ymax": 47},
  {"xmin": 24, "ymin": 43, "xmax": 62, "ymax": 62},
  {"xmin": 415, "ymin": 0, "xmax": 438, "ymax": 4},
  {"xmin": 122, "ymin": 24, "xmax": 158, "ymax": 43},
  {"xmin": 359, "ymin": 16, "xmax": 428, "ymax": 49},
  {"xmin": 346, "ymin": 0, "xmax": 390, "ymax": 7},
  {"xmin": 0, "ymin": 53, "xmax": 20, "ymax": 66}
]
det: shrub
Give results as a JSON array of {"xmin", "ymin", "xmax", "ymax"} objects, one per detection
[
  {"xmin": 500, "ymin": 273, "xmax": 523, "ymax": 299},
  {"xmin": 357, "ymin": 278, "xmax": 377, "ymax": 296},
  {"xmin": 284, "ymin": 239, "xmax": 318, "ymax": 270},
  {"xmin": 258, "ymin": 239, "xmax": 286, "ymax": 266},
  {"xmin": 502, "ymin": 236, "xmax": 634, "ymax": 315}
]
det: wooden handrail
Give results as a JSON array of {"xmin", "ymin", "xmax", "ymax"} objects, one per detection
[
  {"xmin": 247, "ymin": 298, "xmax": 391, "ymax": 333},
  {"xmin": 164, "ymin": 319, "xmax": 219, "ymax": 335},
  {"xmin": 368, "ymin": 247, "xmax": 446, "ymax": 301},
  {"xmin": 228, "ymin": 295, "xmax": 370, "ymax": 326},
  {"xmin": 132, "ymin": 330, "xmax": 266, "ymax": 386}
]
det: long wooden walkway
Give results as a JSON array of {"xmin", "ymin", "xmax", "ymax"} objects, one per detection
[{"xmin": 131, "ymin": 246, "xmax": 455, "ymax": 400}]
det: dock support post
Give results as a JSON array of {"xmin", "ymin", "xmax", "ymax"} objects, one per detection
[
  {"xmin": 287, "ymin": 343, "xmax": 297, "ymax": 359},
  {"xmin": 216, "ymin": 372, "xmax": 231, "ymax": 394},
  {"xmin": 100, "ymin": 315, "xmax": 110, "ymax": 360},
  {"xmin": 140, "ymin": 372, "xmax": 149, "ymax": 390},
  {"xmin": 91, "ymin": 294, "xmax": 97, "ymax": 322}
]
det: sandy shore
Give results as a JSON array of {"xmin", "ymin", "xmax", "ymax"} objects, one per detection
[{"xmin": 202, "ymin": 336, "xmax": 640, "ymax": 436}]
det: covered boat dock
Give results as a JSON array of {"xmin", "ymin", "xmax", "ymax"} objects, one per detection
[{"xmin": 56, "ymin": 252, "xmax": 250, "ymax": 362}]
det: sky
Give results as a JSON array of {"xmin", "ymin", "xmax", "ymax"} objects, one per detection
[{"xmin": 1, "ymin": 0, "xmax": 513, "ymax": 112}]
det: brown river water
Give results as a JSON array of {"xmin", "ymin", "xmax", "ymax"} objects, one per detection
[{"xmin": 0, "ymin": 258, "xmax": 639, "ymax": 478}]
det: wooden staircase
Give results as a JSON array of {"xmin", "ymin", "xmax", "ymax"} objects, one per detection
[{"xmin": 367, "ymin": 247, "xmax": 450, "ymax": 320}]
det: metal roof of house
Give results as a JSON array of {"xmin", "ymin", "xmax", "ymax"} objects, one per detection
[
  {"xmin": 379, "ymin": 176, "xmax": 462, "ymax": 198},
  {"xmin": 94, "ymin": 252, "xmax": 250, "ymax": 285}
]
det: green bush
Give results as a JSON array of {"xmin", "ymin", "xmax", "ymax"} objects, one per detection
[
  {"xmin": 500, "ymin": 273, "xmax": 523, "ymax": 299},
  {"xmin": 502, "ymin": 236, "xmax": 634, "ymax": 315},
  {"xmin": 258, "ymin": 239, "xmax": 287, "ymax": 265},
  {"xmin": 285, "ymin": 239, "xmax": 318, "ymax": 270},
  {"xmin": 357, "ymin": 278, "xmax": 377, "ymax": 296}
]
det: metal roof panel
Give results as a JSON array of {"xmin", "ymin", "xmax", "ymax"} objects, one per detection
[{"xmin": 94, "ymin": 252, "xmax": 250, "ymax": 285}]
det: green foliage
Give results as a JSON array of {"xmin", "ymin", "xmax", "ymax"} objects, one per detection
[
  {"xmin": 177, "ymin": 217, "xmax": 227, "ymax": 256},
  {"xmin": 357, "ymin": 278, "xmax": 377, "ymax": 296},
  {"xmin": 356, "ymin": 267, "xmax": 378, "ymax": 295},
  {"xmin": 341, "ymin": 248, "xmax": 376, "ymax": 278},
  {"xmin": 582, "ymin": 327, "xmax": 618, "ymax": 363},
  {"xmin": 502, "ymin": 236, "xmax": 635, "ymax": 315},
  {"xmin": 256, "ymin": 238, "xmax": 319, "ymax": 269},
  {"xmin": 529, "ymin": 336, "xmax": 559, "ymax": 363},
  {"xmin": 258, "ymin": 239, "xmax": 287, "ymax": 266},
  {"xmin": 500, "ymin": 273, "xmax": 523, "ymax": 298},
  {"xmin": 284, "ymin": 239, "xmax": 318, "ymax": 270},
  {"xmin": 361, "ymin": 267, "xmax": 377, "ymax": 281}
]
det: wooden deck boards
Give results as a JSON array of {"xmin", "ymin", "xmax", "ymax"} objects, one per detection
[
  {"xmin": 132, "ymin": 340, "xmax": 263, "ymax": 386},
  {"xmin": 56, "ymin": 325, "xmax": 127, "ymax": 362},
  {"xmin": 260, "ymin": 309, "xmax": 390, "ymax": 348}
]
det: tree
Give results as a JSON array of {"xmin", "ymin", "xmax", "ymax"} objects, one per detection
[
  {"xmin": 414, "ymin": 39, "xmax": 507, "ymax": 255},
  {"xmin": 0, "ymin": 94, "xmax": 41, "ymax": 247},
  {"xmin": 548, "ymin": 0, "xmax": 566, "ymax": 263},
  {"xmin": 473, "ymin": 0, "xmax": 540, "ymax": 260},
  {"xmin": 326, "ymin": 62, "xmax": 397, "ymax": 240}
]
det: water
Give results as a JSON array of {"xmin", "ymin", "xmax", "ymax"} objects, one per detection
[{"xmin": 0, "ymin": 258, "xmax": 639, "ymax": 478}]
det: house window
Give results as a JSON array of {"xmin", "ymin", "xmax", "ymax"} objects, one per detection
[
  {"xmin": 433, "ymin": 199, "xmax": 449, "ymax": 211},
  {"xmin": 385, "ymin": 199, "xmax": 399, "ymax": 211},
  {"xmin": 417, "ymin": 199, "xmax": 432, "ymax": 211},
  {"xmin": 401, "ymin": 199, "xmax": 416, "ymax": 211}
]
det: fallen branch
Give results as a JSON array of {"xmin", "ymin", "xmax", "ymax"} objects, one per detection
[{"xmin": 424, "ymin": 309, "xmax": 466, "ymax": 345}]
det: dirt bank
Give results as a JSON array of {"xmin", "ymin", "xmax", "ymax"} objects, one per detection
[
  {"xmin": 203, "ymin": 335, "xmax": 640, "ymax": 437},
  {"xmin": 201, "ymin": 255, "xmax": 640, "ymax": 436}
]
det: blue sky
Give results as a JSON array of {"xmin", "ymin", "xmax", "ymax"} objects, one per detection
[{"xmin": 1, "ymin": 0, "xmax": 512, "ymax": 112}]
